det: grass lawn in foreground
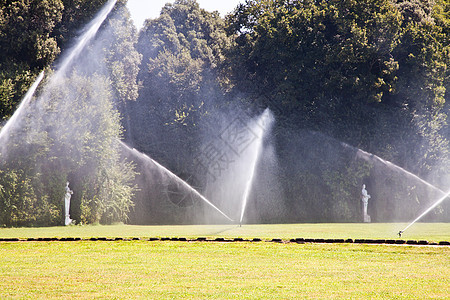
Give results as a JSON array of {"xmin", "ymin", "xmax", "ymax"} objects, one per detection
[
  {"xmin": 0, "ymin": 223, "xmax": 449, "ymax": 242},
  {"xmin": 0, "ymin": 240, "xmax": 449, "ymax": 299}
]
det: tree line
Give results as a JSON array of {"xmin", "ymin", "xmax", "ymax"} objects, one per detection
[{"xmin": 0, "ymin": 0, "xmax": 449, "ymax": 226}]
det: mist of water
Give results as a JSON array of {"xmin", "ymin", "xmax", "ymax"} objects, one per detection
[
  {"xmin": 400, "ymin": 190, "xmax": 450, "ymax": 234},
  {"xmin": 342, "ymin": 138, "xmax": 450, "ymax": 227},
  {"xmin": 0, "ymin": 71, "xmax": 45, "ymax": 152},
  {"xmin": 239, "ymin": 108, "xmax": 274, "ymax": 225},
  {"xmin": 119, "ymin": 141, "xmax": 234, "ymax": 222},
  {"xmin": 2, "ymin": 0, "xmax": 447, "ymax": 227},
  {"xmin": 53, "ymin": 0, "xmax": 117, "ymax": 81},
  {"xmin": 0, "ymin": 0, "xmax": 117, "ymax": 157},
  {"xmin": 338, "ymin": 140, "xmax": 447, "ymax": 196}
]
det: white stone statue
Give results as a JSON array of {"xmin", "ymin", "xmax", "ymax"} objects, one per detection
[
  {"xmin": 361, "ymin": 184, "xmax": 371, "ymax": 222},
  {"xmin": 64, "ymin": 181, "xmax": 73, "ymax": 226}
]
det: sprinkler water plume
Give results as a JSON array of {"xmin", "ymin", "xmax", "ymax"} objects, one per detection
[
  {"xmin": 238, "ymin": 108, "xmax": 274, "ymax": 225},
  {"xmin": 119, "ymin": 141, "xmax": 234, "ymax": 222},
  {"xmin": 398, "ymin": 190, "xmax": 450, "ymax": 236}
]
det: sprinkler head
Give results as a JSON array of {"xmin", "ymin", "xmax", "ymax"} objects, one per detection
[{"xmin": 398, "ymin": 231, "xmax": 403, "ymax": 238}]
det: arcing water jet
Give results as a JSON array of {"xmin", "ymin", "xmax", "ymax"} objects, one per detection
[
  {"xmin": 1, "ymin": 0, "xmax": 117, "ymax": 152},
  {"xmin": 399, "ymin": 190, "xmax": 450, "ymax": 236},
  {"xmin": 310, "ymin": 131, "xmax": 446, "ymax": 196},
  {"xmin": 347, "ymin": 142, "xmax": 449, "ymax": 230},
  {"xmin": 353, "ymin": 147, "xmax": 447, "ymax": 196},
  {"xmin": 0, "ymin": 71, "xmax": 45, "ymax": 151},
  {"xmin": 119, "ymin": 141, "xmax": 234, "ymax": 222},
  {"xmin": 53, "ymin": 0, "xmax": 117, "ymax": 81},
  {"xmin": 239, "ymin": 108, "xmax": 274, "ymax": 225}
]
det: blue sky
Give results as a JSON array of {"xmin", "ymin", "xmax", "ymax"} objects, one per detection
[{"xmin": 127, "ymin": 0, "xmax": 244, "ymax": 29}]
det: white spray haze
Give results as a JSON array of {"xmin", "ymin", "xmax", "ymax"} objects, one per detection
[
  {"xmin": 119, "ymin": 141, "xmax": 234, "ymax": 222},
  {"xmin": 0, "ymin": 71, "xmax": 45, "ymax": 153},
  {"xmin": 239, "ymin": 108, "xmax": 274, "ymax": 224}
]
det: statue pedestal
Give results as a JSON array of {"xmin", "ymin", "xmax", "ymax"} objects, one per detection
[{"xmin": 364, "ymin": 214, "xmax": 371, "ymax": 223}]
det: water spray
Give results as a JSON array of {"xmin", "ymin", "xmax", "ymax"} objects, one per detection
[
  {"xmin": 53, "ymin": 0, "xmax": 117, "ymax": 80},
  {"xmin": 357, "ymin": 148, "xmax": 447, "ymax": 196},
  {"xmin": 1, "ymin": 0, "xmax": 116, "ymax": 150},
  {"xmin": 0, "ymin": 71, "xmax": 45, "ymax": 146},
  {"xmin": 398, "ymin": 190, "xmax": 450, "ymax": 236},
  {"xmin": 119, "ymin": 141, "xmax": 234, "ymax": 222},
  {"xmin": 239, "ymin": 108, "xmax": 274, "ymax": 226},
  {"xmin": 339, "ymin": 142, "xmax": 448, "ymax": 197},
  {"xmin": 312, "ymin": 132, "xmax": 449, "ymax": 236}
]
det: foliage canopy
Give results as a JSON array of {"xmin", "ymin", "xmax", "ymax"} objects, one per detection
[{"xmin": 0, "ymin": 0, "xmax": 449, "ymax": 225}]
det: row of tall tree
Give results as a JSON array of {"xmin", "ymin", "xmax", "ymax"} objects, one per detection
[
  {"xmin": 226, "ymin": 0, "xmax": 450, "ymax": 176},
  {"xmin": 128, "ymin": 0, "xmax": 449, "ymax": 223},
  {"xmin": 224, "ymin": 0, "xmax": 450, "ymax": 222},
  {"xmin": 0, "ymin": 0, "xmax": 449, "ymax": 225},
  {"xmin": 0, "ymin": 0, "xmax": 141, "ymax": 226}
]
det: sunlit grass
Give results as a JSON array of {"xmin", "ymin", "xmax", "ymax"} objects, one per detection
[
  {"xmin": 0, "ymin": 240, "xmax": 448, "ymax": 299},
  {"xmin": 0, "ymin": 224, "xmax": 448, "ymax": 298}
]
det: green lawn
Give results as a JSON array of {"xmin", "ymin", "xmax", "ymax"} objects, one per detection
[
  {"xmin": 0, "ymin": 223, "xmax": 449, "ymax": 241},
  {"xmin": 0, "ymin": 223, "xmax": 449, "ymax": 298},
  {"xmin": 0, "ymin": 240, "xmax": 448, "ymax": 299}
]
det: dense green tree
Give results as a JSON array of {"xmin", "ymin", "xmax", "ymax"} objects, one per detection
[
  {"xmin": 0, "ymin": 0, "xmax": 63, "ymax": 120},
  {"xmin": 224, "ymin": 0, "xmax": 449, "ymax": 221},
  {"xmin": 0, "ymin": 72, "xmax": 137, "ymax": 226},
  {"xmin": 130, "ymin": 0, "xmax": 232, "ymax": 169},
  {"xmin": 1, "ymin": 0, "xmax": 448, "ymax": 224},
  {"xmin": 389, "ymin": 0, "xmax": 449, "ymax": 175},
  {"xmin": 0, "ymin": 168, "xmax": 43, "ymax": 226},
  {"xmin": 53, "ymin": 73, "xmax": 137, "ymax": 224},
  {"xmin": 225, "ymin": 0, "xmax": 449, "ymax": 174},
  {"xmin": 226, "ymin": 0, "xmax": 402, "ymax": 122},
  {"xmin": 0, "ymin": 0, "xmax": 139, "ymax": 226},
  {"xmin": 84, "ymin": 1, "xmax": 142, "ymax": 139},
  {"xmin": 53, "ymin": 0, "xmax": 108, "ymax": 47},
  {"xmin": 0, "ymin": 0, "xmax": 111, "ymax": 122}
]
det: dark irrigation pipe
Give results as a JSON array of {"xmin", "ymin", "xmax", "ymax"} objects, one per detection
[{"xmin": 0, "ymin": 237, "xmax": 449, "ymax": 246}]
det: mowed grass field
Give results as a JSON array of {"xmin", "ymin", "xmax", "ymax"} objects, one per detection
[{"xmin": 0, "ymin": 223, "xmax": 449, "ymax": 299}]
